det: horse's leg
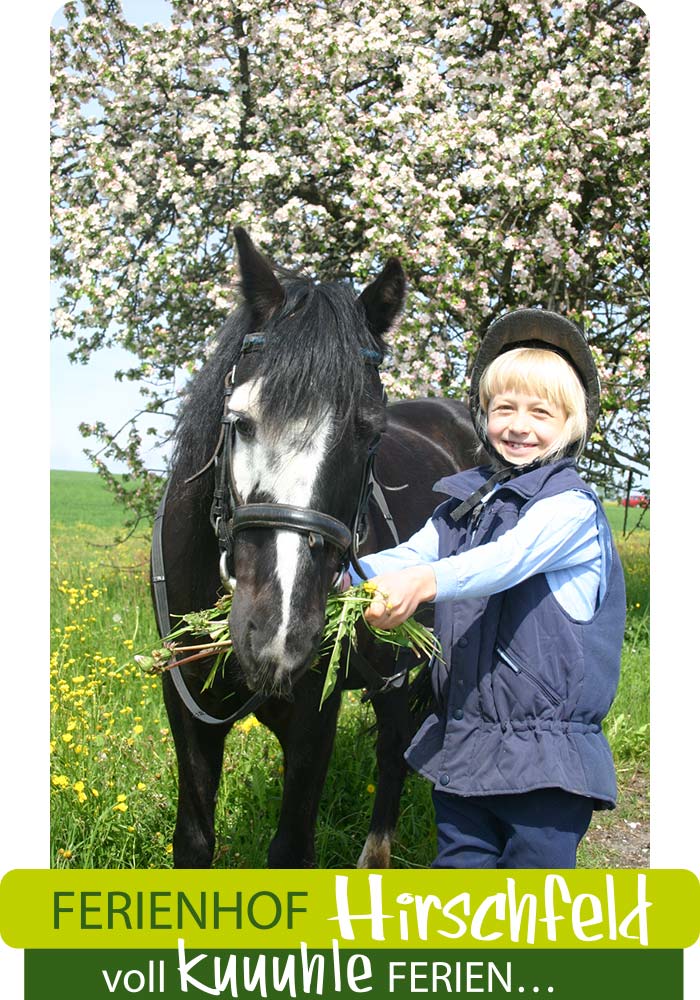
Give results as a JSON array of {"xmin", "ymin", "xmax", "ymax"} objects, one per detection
[
  {"xmin": 257, "ymin": 673, "xmax": 343, "ymax": 868},
  {"xmin": 163, "ymin": 672, "xmax": 231, "ymax": 868},
  {"xmin": 357, "ymin": 679, "xmax": 412, "ymax": 869}
]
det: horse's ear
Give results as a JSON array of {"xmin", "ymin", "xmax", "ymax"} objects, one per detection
[
  {"xmin": 359, "ymin": 257, "xmax": 406, "ymax": 336},
  {"xmin": 234, "ymin": 226, "xmax": 284, "ymax": 323}
]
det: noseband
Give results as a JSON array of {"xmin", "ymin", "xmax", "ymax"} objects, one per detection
[{"xmin": 208, "ymin": 333, "xmax": 383, "ymax": 592}]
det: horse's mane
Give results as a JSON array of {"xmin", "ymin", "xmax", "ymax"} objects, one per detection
[{"xmin": 172, "ymin": 271, "xmax": 386, "ymax": 484}]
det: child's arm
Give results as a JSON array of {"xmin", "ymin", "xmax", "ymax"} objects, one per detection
[
  {"xmin": 365, "ymin": 490, "xmax": 599, "ymax": 628},
  {"xmin": 348, "ymin": 515, "xmax": 441, "ymax": 583}
]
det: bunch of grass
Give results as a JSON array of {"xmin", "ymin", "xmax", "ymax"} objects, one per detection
[
  {"xmin": 319, "ymin": 581, "xmax": 439, "ymax": 706},
  {"xmin": 135, "ymin": 583, "xmax": 440, "ymax": 705}
]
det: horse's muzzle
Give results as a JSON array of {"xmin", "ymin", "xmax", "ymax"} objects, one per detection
[{"xmin": 229, "ymin": 589, "xmax": 325, "ymax": 698}]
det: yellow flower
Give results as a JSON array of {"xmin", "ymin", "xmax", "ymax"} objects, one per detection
[
  {"xmin": 113, "ymin": 803, "xmax": 128, "ymax": 813},
  {"xmin": 363, "ymin": 581, "xmax": 378, "ymax": 593},
  {"xmin": 61, "ymin": 733, "xmax": 74, "ymax": 743},
  {"xmin": 116, "ymin": 793, "xmax": 127, "ymax": 802},
  {"xmin": 133, "ymin": 724, "xmax": 144, "ymax": 735},
  {"xmin": 137, "ymin": 782, "xmax": 147, "ymax": 791},
  {"xmin": 237, "ymin": 717, "xmax": 261, "ymax": 733},
  {"xmin": 367, "ymin": 784, "xmax": 376, "ymax": 794},
  {"xmin": 52, "ymin": 775, "xmax": 70, "ymax": 788},
  {"xmin": 73, "ymin": 781, "xmax": 85, "ymax": 792}
]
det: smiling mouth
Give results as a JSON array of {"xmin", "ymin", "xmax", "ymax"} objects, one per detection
[{"xmin": 503, "ymin": 440, "xmax": 536, "ymax": 450}]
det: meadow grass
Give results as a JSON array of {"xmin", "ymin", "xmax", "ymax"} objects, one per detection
[{"xmin": 50, "ymin": 473, "xmax": 649, "ymax": 869}]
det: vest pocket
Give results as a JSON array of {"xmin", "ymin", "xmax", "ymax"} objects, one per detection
[{"xmin": 495, "ymin": 644, "xmax": 563, "ymax": 709}]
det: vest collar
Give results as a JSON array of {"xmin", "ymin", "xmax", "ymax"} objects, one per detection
[{"xmin": 433, "ymin": 458, "xmax": 578, "ymax": 503}]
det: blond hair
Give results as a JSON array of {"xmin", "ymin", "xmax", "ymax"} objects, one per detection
[{"xmin": 478, "ymin": 347, "xmax": 588, "ymax": 461}]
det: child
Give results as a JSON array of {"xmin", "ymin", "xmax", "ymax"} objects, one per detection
[{"xmin": 350, "ymin": 308, "xmax": 626, "ymax": 868}]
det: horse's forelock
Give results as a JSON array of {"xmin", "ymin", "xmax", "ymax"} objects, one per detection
[{"xmin": 257, "ymin": 278, "xmax": 385, "ymax": 442}]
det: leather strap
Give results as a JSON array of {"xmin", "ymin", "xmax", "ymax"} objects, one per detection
[
  {"xmin": 449, "ymin": 466, "xmax": 517, "ymax": 523},
  {"xmin": 151, "ymin": 480, "xmax": 267, "ymax": 727},
  {"xmin": 230, "ymin": 503, "xmax": 352, "ymax": 553},
  {"xmin": 370, "ymin": 475, "xmax": 400, "ymax": 545}
]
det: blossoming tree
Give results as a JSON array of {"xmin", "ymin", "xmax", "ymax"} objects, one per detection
[{"xmin": 51, "ymin": 0, "xmax": 649, "ymax": 521}]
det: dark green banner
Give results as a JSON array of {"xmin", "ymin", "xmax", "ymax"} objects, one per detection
[{"xmin": 25, "ymin": 948, "xmax": 682, "ymax": 999}]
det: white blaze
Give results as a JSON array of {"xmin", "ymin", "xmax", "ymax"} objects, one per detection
[{"xmin": 228, "ymin": 379, "xmax": 333, "ymax": 669}]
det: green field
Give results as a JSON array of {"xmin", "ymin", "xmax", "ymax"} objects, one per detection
[
  {"xmin": 50, "ymin": 470, "xmax": 649, "ymax": 869},
  {"xmin": 51, "ymin": 470, "xmax": 140, "ymax": 529}
]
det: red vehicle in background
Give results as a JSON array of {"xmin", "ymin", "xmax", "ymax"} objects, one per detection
[{"xmin": 619, "ymin": 489, "xmax": 649, "ymax": 509}]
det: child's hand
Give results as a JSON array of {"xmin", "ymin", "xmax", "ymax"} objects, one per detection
[{"xmin": 363, "ymin": 566, "xmax": 437, "ymax": 629}]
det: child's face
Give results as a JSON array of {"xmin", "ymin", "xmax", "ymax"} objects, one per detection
[{"xmin": 486, "ymin": 389, "xmax": 567, "ymax": 464}]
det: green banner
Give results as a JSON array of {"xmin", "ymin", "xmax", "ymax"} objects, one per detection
[
  {"xmin": 25, "ymin": 948, "xmax": 683, "ymax": 999},
  {"xmin": 3, "ymin": 869, "xmax": 700, "ymax": 951}
]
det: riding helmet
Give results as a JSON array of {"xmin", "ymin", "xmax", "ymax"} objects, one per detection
[{"xmin": 468, "ymin": 308, "xmax": 600, "ymax": 467}]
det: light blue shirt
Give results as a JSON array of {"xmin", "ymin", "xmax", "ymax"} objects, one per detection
[{"xmin": 352, "ymin": 487, "xmax": 608, "ymax": 622}]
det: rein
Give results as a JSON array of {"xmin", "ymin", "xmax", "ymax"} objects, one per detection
[
  {"xmin": 154, "ymin": 332, "xmax": 403, "ymax": 726},
  {"xmin": 151, "ymin": 481, "xmax": 267, "ymax": 726}
]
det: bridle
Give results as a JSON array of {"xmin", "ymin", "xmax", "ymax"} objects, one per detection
[
  {"xmin": 208, "ymin": 332, "xmax": 384, "ymax": 593},
  {"xmin": 151, "ymin": 330, "xmax": 405, "ymax": 727}
]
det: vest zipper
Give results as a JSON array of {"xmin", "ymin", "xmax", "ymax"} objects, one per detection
[{"xmin": 495, "ymin": 644, "xmax": 562, "ymax": 707}]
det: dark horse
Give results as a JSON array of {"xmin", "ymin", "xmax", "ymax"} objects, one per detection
[{"xmin": 153, "ymin": 228, "xmax": 481, "ymax": 868}]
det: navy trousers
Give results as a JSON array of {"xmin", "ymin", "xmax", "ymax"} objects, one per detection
[{"xmin": 432, "ymin": 787, "xmax": 594, "ymax": 869}]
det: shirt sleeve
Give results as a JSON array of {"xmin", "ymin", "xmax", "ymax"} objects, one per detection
[
  {"xmin": 431, "ymin": 489, "xmax": 600, "ymax": 601},
  {"xmin": 351, "ymin": 489, "xmax": 600, "ymax": 603},
  {"xmin": 349, "ymin": 516, "xmax": 440, "ymax": 584}
]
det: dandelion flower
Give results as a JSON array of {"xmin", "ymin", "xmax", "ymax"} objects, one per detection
[{"xmin": 237, "ymin": 717, "xmax": 260, "ymax": 734}]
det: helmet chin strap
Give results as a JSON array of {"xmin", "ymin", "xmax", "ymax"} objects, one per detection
[
  {"xmin": 449, "ymin": 448, "xmax": 576, "ymax": 525},
  {"xmin": 449, "ymin": 464, "xmax": 521, "ymax": 523}
]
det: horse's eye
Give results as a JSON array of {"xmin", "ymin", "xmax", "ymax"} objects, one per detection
[{"xmin": 234, "ymin": 415, "xmax": 256, "ymax": 441}]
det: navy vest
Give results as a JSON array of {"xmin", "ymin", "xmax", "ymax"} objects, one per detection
[{"xmin": 405, "ymin": 459, "xmax": 626, "ymax": 809}]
